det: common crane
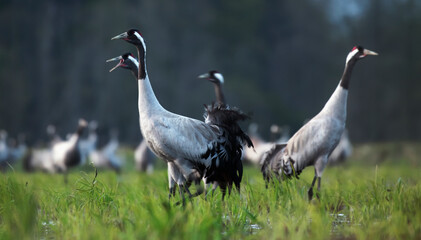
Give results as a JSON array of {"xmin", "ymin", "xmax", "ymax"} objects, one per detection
[
  {"xmin": 198, "ymin": 70, "xmax": 254, "ymax": 196},
  {"xmin": 261, "ymin": 46, "xmax": 377, "ymax": 200},
  {"xmin": 51, "ymin": 119, "xmax": 88, "ymax": 174},
  {"xmin": 108, "ymin": 30, "xmax": 252, "ymax": 203}
]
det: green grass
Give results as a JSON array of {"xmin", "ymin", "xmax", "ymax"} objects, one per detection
[{"xmin": 1, "ymin": 144, "xmax": 421, "ymax": 239}]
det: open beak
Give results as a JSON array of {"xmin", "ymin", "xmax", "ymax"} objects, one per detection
[
  {"xmin": 364, "ymin": 49, "xmax": 378, "ymax": 56},
  {"xmin": 106, "ymin": 56, "xmax": 124, "ymax": 72},
  {"xmin": 111, "ymin": 32, "xmax": 128, "ymax": 40},
  {"xmin": 198, "ymin": 73, "xmax": 210, "ymax": 79}
]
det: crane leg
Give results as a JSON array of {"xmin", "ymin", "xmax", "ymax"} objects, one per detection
[
  {"xmin": 316, "ymin": 177, "xmax": 321, "ymax": 199},
  {"xmin": 220, "ymin": 184, "xmax": 227, "ymax": 201},
  {"xmin": 167, "ymin": 163, "xmax": 179, "ymax": 199},
  {"xmin": 178, "ymin": 184, "xmax": 186, "ymax": 207},
  {"xmin": 185, "ymin": 185, "xmax": 193, "ymax": 198},
  {"xmin": 169, "ymin": 187, "xmax": 176, "ymax": 200},
  {"xmin": 308, "ymin": 175, "xmax": 317, "ymax": 201},
  {"xmin": 175, "ymin": 182, "xmax": 203, "ymax": 206},
  {"xmin": 168, "ymin": 177, "xmax": 177, "ymax": 200},
  {"xmin": 64, "ymin": 172, "xmax": 68, "ymax": 185},
  {"xmin": 211, "ymin": 183, "xmax": 217, "ymax": 197}
]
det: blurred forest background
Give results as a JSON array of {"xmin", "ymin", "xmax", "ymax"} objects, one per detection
[{"xmin": 0, "ymin": 0, "xmax": 420, "ymax": 145}]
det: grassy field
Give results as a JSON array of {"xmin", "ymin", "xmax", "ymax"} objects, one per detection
[{"xmin": 1, "ymin": 144, "xmax": 421, "ymax": 239}]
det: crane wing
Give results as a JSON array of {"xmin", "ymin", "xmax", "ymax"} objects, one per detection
[{"xmin": 285, "ymin": 117, "xmax": 343, "ymax": 170}]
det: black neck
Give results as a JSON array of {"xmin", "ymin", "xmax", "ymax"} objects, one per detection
[
  {"xmin": 136, "ymin": 47, "xmax": 147, "ymax": 80},
  {"xmin": 214, "ymin": 83, "xmax": 226, "ymax": 105},
  {"xmin": 340, "ymin": 59, "xmax": 357, "ymax": 90},
  {"xmin": 76, "ymin": 126, "xmax": 85, "ymax": 136}
]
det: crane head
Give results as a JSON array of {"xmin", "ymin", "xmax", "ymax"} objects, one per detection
[
  {"xmin": 198, "ymin": 70, "xmax": 224, "ymax": 85},
  {"xmin": 106, "ymin": 53, "xmax": 139, "ymax": 76},
  {"xmin": 281, "ymin": 156, "xmax": 300, "ymax": 179},
  {"xmin": 74, "ymin": 119, "xmax": 88, "ymax": 136},
  {"xmin": 111, "ymin": 29, "xmax": 145, "ymax": 49},
  {"xmin": 78, "ymin": 119, "xmax": 88, "ymax": 128},
  {"xmin": 346, "ymin": 46, "xmax": 378, "ymax": 64}
]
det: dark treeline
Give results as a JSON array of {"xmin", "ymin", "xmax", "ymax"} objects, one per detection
[{"xmin": 0, "ymin": 0, "xmax": 420, "ymax": 144}]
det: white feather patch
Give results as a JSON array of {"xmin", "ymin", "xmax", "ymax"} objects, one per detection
[
  {"xmin": 346, "ymin": 48, "xmax": 359, "ymax": 64},
  {"xmin": 128, "ymin": 55, "xmax": 139, "ymax": 67},
  {"xmin": 214, "ymin": 73, "xmax": 224, "ymax": 84},
  {"xmin": 134, "ymin": 32, "xmax": 146, "ymax": 52}
]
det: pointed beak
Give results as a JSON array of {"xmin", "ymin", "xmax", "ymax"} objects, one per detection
[
  {"xmin": 198, "ymin": 73, "xmax": 210, "ymax": 79},
  {"xmin": 106, "ymin": 56, "xmax": 124, "ymax": 72},
  {"xmin": 364, "ymin": 49, "xmax": 378, "ymax": 56},
  {"xmin": 111, "ymin": 32, "xmax": 128, "ymax": 40},
  {"xmin": 106, "ymin": 56, "xmax": 122, "ymax": 63}
]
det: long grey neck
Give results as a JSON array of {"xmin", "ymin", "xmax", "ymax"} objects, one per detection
[
  {"xmin": 340, "ymin": 59, "xmax": 357, "ymax": 90},
  {"xmin": 137, "ymin": 75, "xmax": 167, "ymax": 136},
  {"xmin": 214, "ymin": 83, "xmax": 226, "ymax": 105},
  {"xmin": 319, "ymin": 60, "xmax": 357, "ymax": 121}
]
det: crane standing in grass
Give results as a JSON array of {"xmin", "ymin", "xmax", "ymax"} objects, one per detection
[
  {"xmin": 198, "ymin": 70, "xmax": 253, "ymax": 197},
  {"xmin": 107, "ymin": 49, "xmax": 246, "ymax": 202},
  {"xmin": 51, "ymin": 119, "xmax": 88, "ymax": 176},
  {"xmin": 261, "ymin": 46, "xmax": 377, "ymax": 200},
  {"xmin": 108, "ymin": 29, "xmax": 252, "ymax": 203}
]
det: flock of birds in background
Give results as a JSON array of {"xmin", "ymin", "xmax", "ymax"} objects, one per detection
[
  {"xmin": 0, "ymin": 120, "xmax": 157, "ymax": 174},
  {"xmin": 0, "ymin": 27, "xmax": 376, "ymax": 204}
]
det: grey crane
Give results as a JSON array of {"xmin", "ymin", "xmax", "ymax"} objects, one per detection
[
  {"xmin": 79, "ymin": 120, "xmax": 98, "ymax": 165},
  {"xmin": 108, "ymin": 29, "xmax": 252, "ymax": 203},
  {"xmin": 198, "ymin": 70, "xmax": 253, "ymax": 197},
  {"xmin": 107, "ymin": 53, "xmax": 252, "ymax": 200},
  {"xmin": 51, "ymin": 119, "xmax": 88, "ymax": 174},
  {"xmin": 23, "ymin": 126, "xmax": 60, "ymax": 173},
  {"xmin": 261, "ymin": 46, "xmax": 377, "ymax": 200},
  {"xmin": 90, "ymin": 129, "xmax": 123, "ymax": 173},
  {"xmin": 0, "ymin": 132, "xmax": 27, "ymax": 172},
  {"xmin": 0, "ymin": 131, "xmax": 27, "ymax": 171}
]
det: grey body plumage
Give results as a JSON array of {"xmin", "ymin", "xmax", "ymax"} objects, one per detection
[
  {"xmin": 261, "ymin": 46, "xmax": 377, "ymax": 200},
  {"xmin": 108, "ymin": 36, "xmax": 252, "ymax": 202}
]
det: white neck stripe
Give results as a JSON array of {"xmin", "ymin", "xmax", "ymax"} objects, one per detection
[
  {"xmin": 128, "ymin": 55, "xmax": 139, "ymax": 67},
  {"xmin": 214, "ymin": 73, "xmax": 224, "ymax": 84},
  {"xmin": 134, "ymin": 32, "xmax": 146, "ymax": 52},
  {"xmin": 346, "ymin": 48, "xmax": 359, "ymax": 64}
]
